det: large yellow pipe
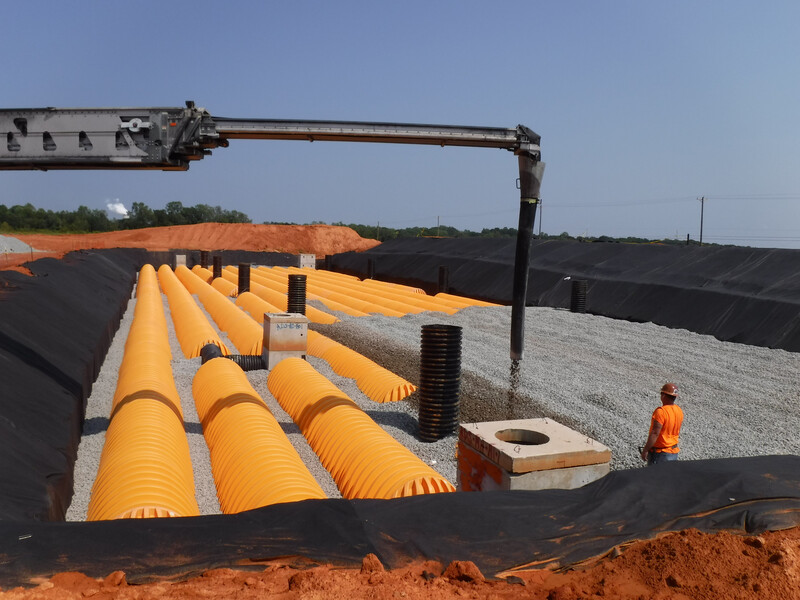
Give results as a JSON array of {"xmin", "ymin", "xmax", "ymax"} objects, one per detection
[
  {"xmin": 157, "ymin": 265, "xmax": 230, "ymax": 358},
  {"xmin": 267, "ymin": 358, "xmax": 454, "ymax": 499},
  {"xmin": 193, "ymin": 358, "xmax": 326, "ymax": 512},
  {"xmin": 175, "ymin": 265, "xmax": 262, "ymax": 355},
  {"xmin": 87, "ymin": 265, "xmax": 199, "ymax": 520}
]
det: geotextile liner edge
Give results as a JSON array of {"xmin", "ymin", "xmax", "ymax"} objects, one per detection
[
  {"xmin": 329, "ymin": 238, "xmax": 800, "ymax": 351},
  {"xmin": 0, "ymin": 250, "xmax": 141, "ymax": 521},
  {"xmin": 0, "ymin": 455, "xmax": 798, "ymax": 586}
]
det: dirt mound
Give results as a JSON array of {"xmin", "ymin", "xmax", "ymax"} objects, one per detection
[
  {"xmin": 2, "ymin": 527, "xmax": 798, "ymax": 598},
  {"xmin": 12, "ymin": 223, "xmax": 379, "ymax": 256}
]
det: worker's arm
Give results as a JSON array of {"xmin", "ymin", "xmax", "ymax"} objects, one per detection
[{"xmin": 640, "ymin": 420, "xmax": 663, "ymax": 461}]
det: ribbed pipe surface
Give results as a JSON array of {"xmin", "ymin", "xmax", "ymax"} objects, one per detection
[
  {"xmin": 268, "ymin": 358, "xmax": 454, "ymax": 499},
  {"xmin": 570, "ymin": 279, "xmax": 588, "ymax": 313},
  {"xmin": 418, "ymin": 324, "xmax": 463, "ymax": 442},
  {"xmin": 191, "ymin": 265, "xmax": 214, "ymax": 283},
  {"xmin": 211, "ymin": 277, "xmax": 238, "ymax": 297},
  {"xmin": 157, "ymin": 265, "xmax": 229, "ymax": 359},
  {"xmin": 193, "ymin": 358, "xmax": 326, "ymax": 512},
  {"xmin": 87, "ymin": 265, "xmax": 199, "ymax": 520},
  {"xmin": 307, "ymin": 331, "xmax": 416, "ymax": 403},
  {"xmin": 175, "ymin": 266, "xmax": 262, "ymax": 355},
  {"xmin": 287, "ymin": 274, "xmax": 307, "ymax": 315}
]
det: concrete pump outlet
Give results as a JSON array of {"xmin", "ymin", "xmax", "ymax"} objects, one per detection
[
  {"xmin": 157, "ymin": 265, "xmax": 230, "ymax": 358},
  {"xmin": 87, "ymin": 265, "xmax": 200, "ymax": 521},
  {"xmin": 306, "ymin": 330, "xmax": 416, "ymax": 403},
  {"xmin": 267, "ymin": 358, "xmax": 455, "ymax": 499},
  {"xmin": 193, "ymin": 358, "xmax": 326, "ymax": 512},
  {"xmin": 175, "ymin": 266, "xmax": 262, "ymax": 355}
]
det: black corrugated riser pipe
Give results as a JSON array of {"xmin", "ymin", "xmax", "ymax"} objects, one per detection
[
  {"xmin": 367, "ymin": 258, "xmax": 375, "ymax": 279},
  {"xmin": 288, "ymin": 274, "xmax": 307, "ymax": 315},
  {"xmin": 238, "ymin": 263, "xmax": 251, "ymax": 294},
  {"xmin": 570, "ymin": 279, "xmax": 588, "ymax": 313},
  {"xmin": 418, "ymin": 324, "xmax": 462, "ymax": 442},
  {"xmin": 200, "ymin": 250, "xmax": 209, "ymax": 269},
  {"xmin": 199, "ymin": 344, "xmax": 266, "ymax": 371},
  {"xmin": 212, "ymin": 256, "xmax": 222, "ymax": 279},
  {"xmin": 438, "ymin": 265, "xmax": 449, "ymax": 294}
]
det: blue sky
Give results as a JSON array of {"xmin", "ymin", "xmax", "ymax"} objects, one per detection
[{"xmin": 3, "ymin": 1, "xmax": 800, "ymax": 247}]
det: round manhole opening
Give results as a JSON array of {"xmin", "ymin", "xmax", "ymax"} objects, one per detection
[{"xmin": 495, "ymin": 428, "xmax": 550, "ymax": 446}]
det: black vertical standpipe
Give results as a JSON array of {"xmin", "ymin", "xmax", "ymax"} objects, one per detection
[
  {"xmin": 287, "ymin": 274, "xmax": 307, "ymax": 315},
  {"xmin": 367, "ymin": 258, "xmax": 375, "ymax": 280},
  {"xmin": 510, "ymin": 151, "xmax": 545, "ymax": 361},
  {"xmin": 418, "ymin": 324, "xmax": 462, "ymax": 442},
  {"xmin": 200, "ymin": 250, "xmax": 209, "ymax": 269},
  {"xmin": 438, "ymin": 265, "xmax": 450, "ymax": 294},
  {"xmin": 238, "ymin": 263, "xmax": 251, "ymax": 294},
  {"xmin": 212, "ymin": 256, "xmax": 222, "ymax": 280}
]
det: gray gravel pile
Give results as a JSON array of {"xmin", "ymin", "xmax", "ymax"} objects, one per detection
[
  {"xmin": 0, "ymin": 234, "xmax": 36, "ymax": 254},
  {"xmin": 67, "ymin": 289, "xmax": 800, "ymax": 521}
]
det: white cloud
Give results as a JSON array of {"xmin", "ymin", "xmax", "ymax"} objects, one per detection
[{"xmin": 106, "ymin": 200, "xmax": 128, "ymax": 219}]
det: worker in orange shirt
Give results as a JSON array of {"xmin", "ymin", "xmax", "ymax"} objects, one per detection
[{"xmin": 640, "ymin": 383, "xmax": 684, "ymax": 465}]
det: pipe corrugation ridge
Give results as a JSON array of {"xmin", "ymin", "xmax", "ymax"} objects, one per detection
[
  {"xmin": 193, "ymin": 358, "xmax": 326, "ymax": 512},
  {"xmin": 191, "ymin": 265, "xmax": 214, "ymax": 283},
  {"xmin": 285, "ymin": 267, "xmax": 431, "ymax": 316},
  {"xmin": 251, "ymin": 267, "xmax": 371, "ymax": 317},
  {"xmin": 434, "ymin": 292, "xmax": 502, "ymax": 307},
  {"xmin": 87, "ymin": 265, "xmax": 199, "ymax": 520},
  {"xmin": 174, "ymin": 266, "xmax": 262, "ymax": 355},
  {"xmin": 225, "ymin": 268, "xmax": 342, "ymax": 324},
  {"xmin": 257, "ymin": 267, "xmax": 405, "ymax": 317},
  {"xmin": 157, "ymin": 265, "xmax": 230, "ymax": 358},
  {"xmin": 306, "ymin": 331, "xmax": 416, "ymax": 403},
  {"xmin": 267, "ymin": 358, "xmax": 454, "ymax": 499},
  {"xmin": 211, "ymin": 277, "xmax": 238, "ymax": 297},
  {"xmin": 360, "ymin": 278, "xmax": 427, "ymax": 295},
  {"xmin": 293, "ymin": 270, "xmax": 459, "ymax": 315}
]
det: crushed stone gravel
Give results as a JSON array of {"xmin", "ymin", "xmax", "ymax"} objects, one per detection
[{"xmin": 67, "ymin": 287, "xmax": 800, "ymax": 521}]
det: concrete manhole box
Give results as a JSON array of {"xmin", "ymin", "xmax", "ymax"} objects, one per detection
[{"xmin": 458, "ymin": 418, "xmax": 611, "ymax": 492}]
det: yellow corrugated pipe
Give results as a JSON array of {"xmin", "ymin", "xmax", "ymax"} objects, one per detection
[
  {"xmin": 174, "ymin": 266, "xmax": 262, "ymax": 355},
  {"xmin": 157, "ymin": 265, "xmax": 230, "ymax": 359},
  {"xmin": 211, "ymin": 276, "xmax": 238, "ymax": 297},
  {"xmin": 191, "ymin": 265, "xmax": 214, "ymax": 283},
  {"xmin": 267, "ymin": 358, "xmax": 454, "ymax": 499},
  {"xmin": 224, "ymin": 267, "xmax": 342, "ymax": 324},
  {"xmin": 257, "ymin": 266, "xmax": 406, "ymax": 317},
  {"xmin": 286, "ymin": 267, "xmax": 458, "ymax": 315},
  {"xmin": 87, "ymin": 264, "xmax": 199, "ymax": 520},
  {"xmin": 307, "ymin": 331, "xmax": 416, "ymax": 403},
  {"xmin": 434, "ymin": 292, "xmax": 502, "ymax": 307},
  {"xmin": 234, "ymin": 291, "xmax": 283, "ymax": 321},
  {"xmin": 193, "ymin": 358, "xmax": 326, "ymax": 512}
]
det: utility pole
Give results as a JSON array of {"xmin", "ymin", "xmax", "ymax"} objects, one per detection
[
  {"xmin": 538, "ymin": 199, "xmax": 543, "ymax": 237},
  {"xmin": 437, "ymin": 215, "xmax": 440, "ymax": 237},
  {"xmin": 377, "ymin": 221, "xmax": 380, "ymax": 242},
  {"xmin": 698, "ymin": 196, "xmax": 705, "ymax": 246}
]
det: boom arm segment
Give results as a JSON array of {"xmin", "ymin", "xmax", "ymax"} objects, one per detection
[{"xmin": 0, "ymin": 104, "xmax": 539, "ymax": 171}]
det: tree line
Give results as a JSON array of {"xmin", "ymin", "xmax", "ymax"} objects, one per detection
[{"xmin": 0, "ymin": 201, "xmax": 251, "ymax": 233}]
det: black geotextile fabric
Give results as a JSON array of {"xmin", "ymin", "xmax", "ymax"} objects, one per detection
[
  {"xmin": 0, "ymin": 250, "xmax": 142, "ymax": 522},
  {"xmin": 330, "ymin": 238, "xmax": 800, "ymax": 351},
  {"xmin": 150, "ymin": 249, "xmax": 298, "ymax": 269},
  {"xmin": 0, "ymin": 456, "xmax": 798, "ymax": 586}
]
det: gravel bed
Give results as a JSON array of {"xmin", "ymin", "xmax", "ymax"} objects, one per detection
[{"xmin": 67, "ymin": 288, "xmax": 800, "ymax": 521}]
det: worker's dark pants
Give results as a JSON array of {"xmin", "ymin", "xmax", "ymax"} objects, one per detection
[{"xmin": 647, "ymin": 451, "xmax": 679, "ymax": 466}]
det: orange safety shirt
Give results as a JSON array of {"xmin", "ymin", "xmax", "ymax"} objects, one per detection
[{"xmin": 649, "ymin": 404, "xmax": 684, "ymax": 453}]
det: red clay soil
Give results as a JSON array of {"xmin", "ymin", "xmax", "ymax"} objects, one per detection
[
  {"xmin": 1, "ymin": 527, "xmax": 798, "ymax": 599},
  {"xmin": 6, "ymin": 223, "xmax": 379, "ymax": 271}
]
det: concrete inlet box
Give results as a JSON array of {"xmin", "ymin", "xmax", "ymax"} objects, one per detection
[
  {"xmin": 458, "ymin": 418, "xmax": 611, "ymax": 492},
  {"xmin": 299, "ymin": 254, "xmax": 316, "ymax": 269},
  {"xmin": 174, "ymin": 254, "xmax": 186, "ymax": 267},
  {"xmin": 262, "ymin": 313, "xmax": 308, "ymax": 369}
]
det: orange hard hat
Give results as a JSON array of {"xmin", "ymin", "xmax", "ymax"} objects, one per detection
[{"xmin": 661, "ymin": 383, "xmax": 678, "ymax": 397}]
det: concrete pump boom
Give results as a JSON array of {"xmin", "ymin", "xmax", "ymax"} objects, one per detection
[{"xmin": 0, "ymin": 101, "xmax": 543, "ymax": 360}]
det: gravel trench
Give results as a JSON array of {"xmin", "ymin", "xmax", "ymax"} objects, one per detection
[{"xmin": 66, "ymin": 288, "xmax": 800, "ymax": 521}]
